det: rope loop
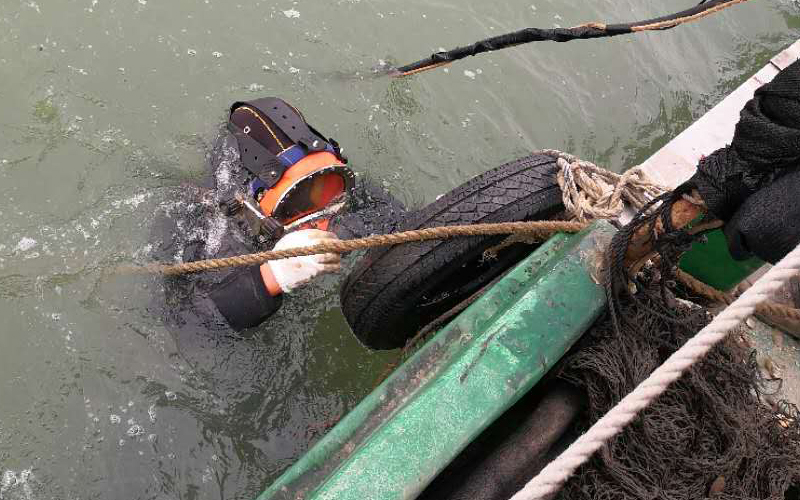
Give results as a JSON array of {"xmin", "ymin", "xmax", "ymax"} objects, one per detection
[{"xmin": 539, "ymin": 149, "xmax": 666, "ymax": 223}]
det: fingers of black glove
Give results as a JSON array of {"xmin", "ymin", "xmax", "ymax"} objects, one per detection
[{"xmin": 724, "ymin": 168, "xmax": 800, "ymax": 264}]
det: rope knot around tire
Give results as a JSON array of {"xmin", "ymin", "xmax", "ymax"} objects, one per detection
[{"xmin": 538, "ymin": 149, "xmax": 666, "ymax": 223}]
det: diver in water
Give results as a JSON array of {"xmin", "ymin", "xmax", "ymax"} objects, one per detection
[{"xmin": 155, "ymin": 97, "xmax": 405, "ymax": 333}]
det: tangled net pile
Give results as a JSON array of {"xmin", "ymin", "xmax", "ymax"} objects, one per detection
[{"xmin": 556, "ymin": 282, "xmax": 800, "ymax": 499}]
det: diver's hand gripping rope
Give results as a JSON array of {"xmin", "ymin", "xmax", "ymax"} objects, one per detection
[{"xmin": 394, "ymin": 0, "xmax": 754, "ymax": 76}]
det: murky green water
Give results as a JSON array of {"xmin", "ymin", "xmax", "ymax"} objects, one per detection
[{"xmin": 0, "ymin": 0, "xmax": 798, "ymax": 498}]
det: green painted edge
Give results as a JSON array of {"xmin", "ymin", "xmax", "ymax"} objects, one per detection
[
  {"xmin": 257, "ymin": 221, "xmax": 614, "ymax": 500},
  {"xmin": 679, "ymin": 229, "xmax": 763, "ymax": 291}
]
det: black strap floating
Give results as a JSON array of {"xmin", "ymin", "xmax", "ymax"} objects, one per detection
[{"xmin": 394, "ymin": 0, "xmax": 751, "ymax": 77}]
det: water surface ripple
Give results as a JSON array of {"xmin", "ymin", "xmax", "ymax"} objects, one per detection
[{"xmin": 0, "ymin": 1, "xmax": 797, "ymax": 498}]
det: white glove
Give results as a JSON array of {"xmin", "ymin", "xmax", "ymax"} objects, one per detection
[{"xmin": 263, "ymin": 229, "xmax": 341, "ymax": 294}]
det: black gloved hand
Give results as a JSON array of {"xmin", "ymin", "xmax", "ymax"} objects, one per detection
[
  {"xmin": 676, "ymin": 59, "xmax": 800, "ymax": 264},
  {"xmin": 724, "ymin": 168, "xmax": 800, "ymax": 264}
]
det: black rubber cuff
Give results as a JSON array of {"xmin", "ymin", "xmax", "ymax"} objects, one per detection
[{"xmin": 209, "ymin": 265, "xmax": 282, "ymax": 331}]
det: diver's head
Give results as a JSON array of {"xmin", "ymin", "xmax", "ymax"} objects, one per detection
[{"xmin": 229, "ymin": 98, "xmax": 354, "ymax": 231}]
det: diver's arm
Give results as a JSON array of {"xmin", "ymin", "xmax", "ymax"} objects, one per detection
[
  {"xmin": 208, "ymin": 229, "xmax": 340, "ymax": 331},
  {"xmin": 209, "ymin": 265, "xmax": 283, "ymax": 331}
]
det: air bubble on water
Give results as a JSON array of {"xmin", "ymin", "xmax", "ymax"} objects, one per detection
[
  {"xmin": 109, "ymin": 414, "xmax": 121, "ymax": 424},
  {"xmin": 283, "ymin": 9, "xmax": 300, "ymax": 18},
  {"xmin": 138, "ymin": 0, "xmax": 147, "ymax": 5},
  {"xmin": 14, "ymin": 237, "xmax": 37, "ymax": 253},
  {"xmin": 165, "ymin": 391, "xmax": 177, "ymax": 401},
  {"xmin": 187, "ymin": 48, "xmax": 197, "ymax": 56},
  {"xmin": 248, "ymin": 83, "xmax": 265, "ymax": 92},
  {"xmin": 127, "ymin": 424, "xmax": 144, "ymax": 437},
  {"xmin": 119, "ymin": 439, "xmax": 125, "ymax": 446},
  {"xmin": 212, "ymin": 51, "xmax": 223, "ymax": 58},
  {"xmin": 463, "ymin": 70, "xmax": 476, "ymax": 80},
  {"xmin": 288, "ymin": 67, "xmax": 300, "ymax": 74}
]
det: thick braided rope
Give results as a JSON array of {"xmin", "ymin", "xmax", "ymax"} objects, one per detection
[
  {"xmin": 509, "ymin": 242, "xmax": 800, "ymax": 500},
  {"xmin": 129, "ymin": 221, "xmax": 587, "ymax": 276},
  {"xmin": 538, "ymin": 149, "xmax": 666, "ymax": 223},
  {"xmin": 676, "ymin": 268, "xmax": 800, "ymax": 322}
]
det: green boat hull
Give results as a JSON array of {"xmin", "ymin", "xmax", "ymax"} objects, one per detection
[{"xmin": 258, "ymin": 222, "xmax": 614, "ymax": 500}]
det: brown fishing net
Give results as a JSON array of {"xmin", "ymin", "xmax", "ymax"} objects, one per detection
[
  {"xmin": 560, "ymin": 59, "xmax": 800, "ymax": 499},
  {"xmin": 558, "ymin": 282, "xmax": 800, "ymax": 500}
]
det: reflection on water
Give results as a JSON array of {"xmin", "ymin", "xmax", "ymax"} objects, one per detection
[{"xmin": 0, "ymin": 0, "xmax": 798, "ymax": 498}]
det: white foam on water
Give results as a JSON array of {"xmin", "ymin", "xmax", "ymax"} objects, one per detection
[
  {"xmin": 14, "ymin": 238, "xmax": 36, "ymax": 253},
  {"xmin": 126, "ymin": 424, "xmax": 144, "ymax": 437},
  {"xmin": 283, "ymin": 9, "xmax": 300, "ymax": 18},
  {"xmin": 1, "ymin": 469, "xmax": 34, "ymax": 500},
  {"xmin": 203, "ymin": 214, "xmax": 228, "ymax": 259}
]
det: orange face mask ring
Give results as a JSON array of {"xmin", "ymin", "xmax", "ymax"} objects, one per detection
[{"xmin": 258, "ymin": 151, "xmax": 355, "ymax": 225}]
